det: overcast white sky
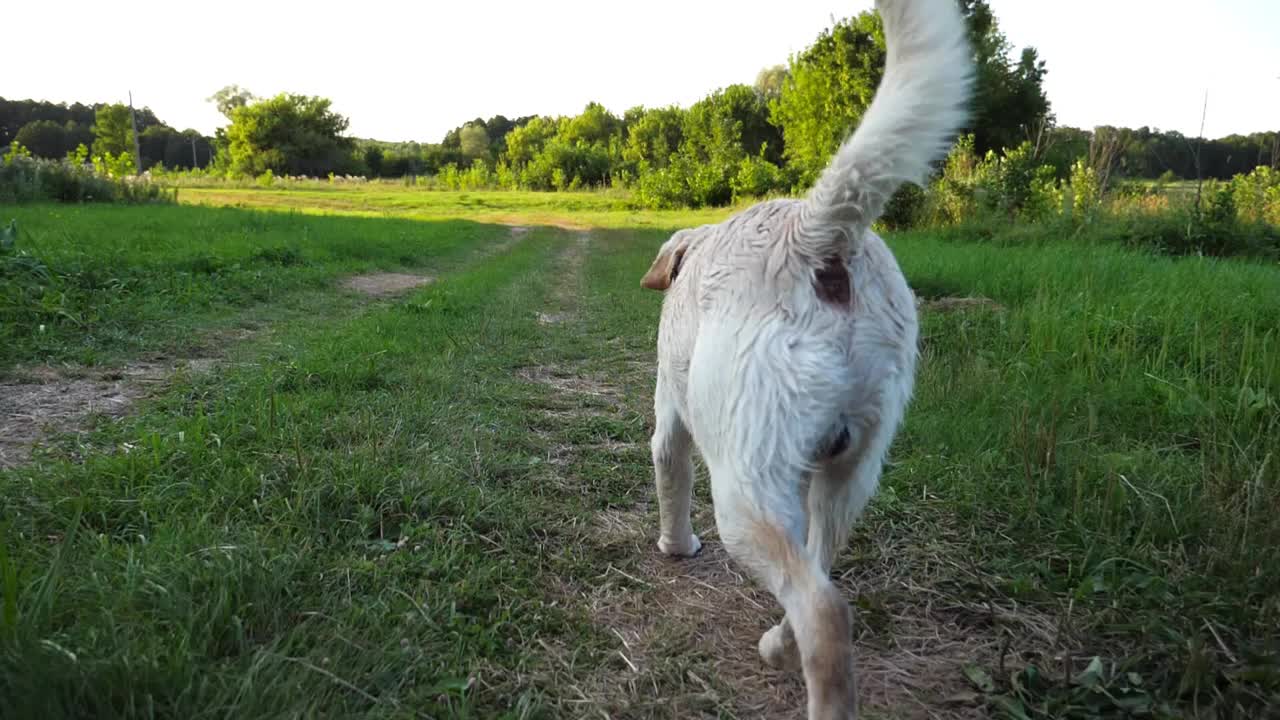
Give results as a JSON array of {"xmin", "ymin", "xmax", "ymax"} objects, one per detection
[{"xmin": 7, "ymin": 0, "xmax": 1277, "ymax": 142}]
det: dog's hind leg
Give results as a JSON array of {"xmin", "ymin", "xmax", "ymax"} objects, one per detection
[
  {"xmin": 713, "ymin": 482, "xmax": 858, "ymax": 720},
  {"xmin": 760, "ymin": 450, "xmax": 879, "ymax": 670},
  {"xmin": 652, "ymin": 378, "xmax": 700, "ymax": 557}
]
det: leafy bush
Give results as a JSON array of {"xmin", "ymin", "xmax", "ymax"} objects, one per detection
[
  {"xmin": 924, "ymin": 134, "xmax": 981, "ymax": 225},
  {"xmin": 1068, "ymin": 159, "xmax": 1102, "ymax": 222},
  {"xmin": 0, "ymin": 152, "xmax": 175, "ymax": 205},
  {"xmin": 1230, "ymin": 166, "xmax": 1280, "ymax": 225},
  {"xmin": 880, "ymin": 184, "xmax": 926, "ymax": 230},
  {"xmin": 634, "ymin": 160, "xmax": 691, "ymax": 209},
  {"xmin": 91, "ymin": 151, "xmax": 136, "ymax": 178},
  {"xmin": 731, "ymin": 153, "xmax": 786, "ymax": 202}
]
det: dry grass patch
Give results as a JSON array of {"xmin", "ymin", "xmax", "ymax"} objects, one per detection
[
  {"xmin": 341, "ymin": 272, "xmax": 434, "ymax": 298},
  {"xmin": 0, "ymin": 358, "xmax": 217, "ymax": 468}
]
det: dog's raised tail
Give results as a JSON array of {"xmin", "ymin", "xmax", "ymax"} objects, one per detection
[{"xmin": 797, "ymin": 0, "xmax": 973, "ymax": 254}]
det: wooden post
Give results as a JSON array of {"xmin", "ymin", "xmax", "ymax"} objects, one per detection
[{"xmin": 128, "ymin": 90, "xmax": 143, "ymax": 175}]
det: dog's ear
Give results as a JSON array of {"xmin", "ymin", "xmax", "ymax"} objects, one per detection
[{"xmin": 640, "ymin": 232, "xmax": 690, "ymax": 291}]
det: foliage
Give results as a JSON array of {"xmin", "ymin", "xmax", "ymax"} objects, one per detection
[
  {"xmin": 206, "ymin": 85, "xmax": 257, "ymax": 119},
  {"xmin": 1069, "ymin": 159, "xmax": 1101, "ymax": 221},
  {"xmin": 13, "ymin": 120, "xmax": 71, "ymax": 159},
  {"xmin": 731, "ymin": 150, "xmax": 787, "ymax": 202},
  {"xmin": 1230, "ymin": 165, "xmax": 1280, "ymax": 225},
  {"xmin": 961, "ymin": 0, "xmax": 1051, "ymax": 153},
  {"xmin": 224, "ymin": 93, "xmax": 356, "ymax": 177},
  {"xmin": 770, "ymin": 0, "xmax": 1051, "ymax": 188},
  {"xmin": 916, "ymin": 133, "xmax": 1280, "ymax": 259},
  {"xmin": 139, "ymin": 126, "xmax": 212, "ymax": 171},
  {"xmin": 92, "ymin": 151, "xmax": 136, "ymax": 179},
  {"xmin": 754, "ymin": 64, "xmax": 789, "ymax": 99},
  {"xmin": 91, "ymin": 104, "xmax": 134, "ymax": 158},
  {"xmin": 11, "ymin": 0, "xmax": 1277, "ymax": 208},
  {"xmin": 458, "ymin": 123, "xmax": 490, "ymax": 161},
  {"xmin": 0, "ymin": 98, "xmax": 210, "ymax": 171},
  {"xmin": 4, "ymin": 141, "xmax": 31, "ymax": 164},
  {"xmin": 769, "ymin": 8, "xmax": 885, "ymax": 186},
  {"xmin": 0, "ymin": 152, "xmax": 174, "ymax": 205},
  {"xmin": 621, "ymin": 106, "xmax": 685, "ymax": 171}
]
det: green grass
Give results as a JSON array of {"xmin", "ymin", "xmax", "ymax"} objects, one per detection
[
  {"xmin": 1, "ymin": 189, "xmax": 1277, "ymax": 718},
  {"xmin": 0, "ymin": 204, "xmax": 517, "ymax": 371},
  {"xmin": 178, "ymin": 185, "xmax": 739, "ymax": 231}
]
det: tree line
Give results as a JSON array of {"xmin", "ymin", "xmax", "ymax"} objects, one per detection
[
  {"xmin": 5, "ymin": 0, "xmax": 1276, "ymax": 207},
  {"xmin": 0, "ymin": 98, "xmax": 215, "ymax": 171}
]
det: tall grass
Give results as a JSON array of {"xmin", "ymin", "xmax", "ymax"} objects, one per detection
[{"xmin": 895, "ymin": 233, "xmax": 1279, "ymax": 710}]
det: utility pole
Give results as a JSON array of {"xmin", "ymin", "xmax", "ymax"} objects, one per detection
[
  {"xmin": 1192, "ymin": 89, "xmax": 1207, "ymax": 213},
  {"xmin": 128, "ymin": 90, "xmax": 143, "ymax": 175},
  {"xmin": 191, "ymin": 135, "xmax": 199, "ymax": 168}
]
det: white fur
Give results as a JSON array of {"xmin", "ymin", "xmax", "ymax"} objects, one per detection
[{"xmin": 641, "ymin": 1, "xmax": 973, "ymax": 718}]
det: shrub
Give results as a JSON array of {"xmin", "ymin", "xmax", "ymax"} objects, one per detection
[
  {"xmin": 0, "ymin": 153, "xmax": 174, "ymax": 205},
  {"xmin": 924, "ymin": 134, "xmax": 981, "ymax": 225},
  {"xmin": 731, "ymin": 153, "xmax": 786, "ymax": 202},
  {"xmin": 881, "ymin": 184, "xmax": 926, "ymax": 230},
  {"xmin": 1230, "ymin": 166, "xmax": 1280, "ymax": 225},
  {"xmin": 461, "ymin": 160, "xmax": 494, "ymax": 191},
  {"xmin": 1068, "ymin": 159, "xmax": 1101, "ymax": 222},
  {"xmin": 91, "ymin": 151, "xmax": 136, "ymax": 179}
]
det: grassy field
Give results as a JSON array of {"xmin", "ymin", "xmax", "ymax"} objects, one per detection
[
  {"xmin": 1, "ymin": 189, "xmax": 1277, "ymax": 719},
  {"xmin": 177, "ymin": 186, "xmax": 741, "ymax": 232}
]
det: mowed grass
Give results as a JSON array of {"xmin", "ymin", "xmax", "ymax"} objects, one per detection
[
  {"xmin": 177, "ymin": 185, "xmax": 741, "ymax": 231},
  {"xmin": 1, "ymin": 190, "xmax": 1278, "ymax": 718},
  {"xmin": 0, "ymin": 203, "xmax": 523, "ymax": 371}
]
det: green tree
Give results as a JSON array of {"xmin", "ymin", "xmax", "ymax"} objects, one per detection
[
  {"xmin": 771, "ymin": 0, "xmax": 1051, "ymax": 185},
  {"xmin": 458, "ymin": 123, "xmax": 490, "ymax": 161},
  {"xmin": 688, "ymin": 84, "xmax": 781, "ymax": 165},
  {"xmin": 561, "ymin": 102, "xmax": 621, "ymax": 146},
  {"xmin": 224, "ymin": 93, "xmax": 355, "ymax": 177},
  {"xmin": 637, "ymin": 85, "xmax": 786, "ymax": 207},
  {"xmin": 622, "ymin": 106, "xmax": 686, "ymax": 169},
  {"xmin": 963, "ymin": 0, "xmax": 1050, "ymax": 153},
  {"xmin": 92, "ymin": 103, "xmax": 133, "ymax": 157},
  {"xmin": 500, "ymin": 106, "xmax": 624, "ymax": 190},
  {"xmin": 754, "ymin": 64, "xmax": 790, "ymax": 100},
  {"xmin": 14, "ymin": 120, "xmax": 68, "ymax": 158},
  {"xmin": 362, "ymin": 145, "xmax": 385, "ymax": 177},
  {"xmin": 503, "ymin": 116, "xmax": 557, "ymax": 166},
  {"xmin": 207, "ymin": 85, "xmax": 256, "ymax": 119},
  {"xmin": 768, "ymin": 10, "xmax": 886, "ymax": 185},
  {"xmin": 138, "ymin": 125, "xmax": 176, "ymax": 169}
]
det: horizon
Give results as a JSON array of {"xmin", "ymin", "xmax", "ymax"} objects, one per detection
[{"xmin": 7, "ymin": 0, "xmax": 1278, "ymax": 145}]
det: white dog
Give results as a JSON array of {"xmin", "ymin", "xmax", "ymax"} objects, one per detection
[{"xmin": 638, "ymin": 1, "xmax": 973, "ymax": 717}]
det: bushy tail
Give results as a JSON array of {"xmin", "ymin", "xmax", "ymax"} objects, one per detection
[{"xmin": 796, "ymin": 0, "xmax": 973, "ymax": 255}]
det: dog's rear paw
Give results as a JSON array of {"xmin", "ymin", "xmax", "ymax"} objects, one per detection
[
  {"xmin": 759, "ymin": 623, "xmax": 801, "ymax": 670},
  {"xmin": 658, "ymin": 533, "xmax": 701, "ymax": 558}
]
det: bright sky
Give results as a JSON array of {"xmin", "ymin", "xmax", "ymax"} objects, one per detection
[{"xmin": 8, "ymin": 0, "xmax": 1277, "ymax": 143}]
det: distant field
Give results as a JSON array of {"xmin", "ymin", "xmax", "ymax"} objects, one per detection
[
  {"xmin": 178, "ymin": 185, "xmax": 741, "ymax": 231},
  {"xmin": 1, "ymin": 189, "xmax": 1277, "ymax": 718}
]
